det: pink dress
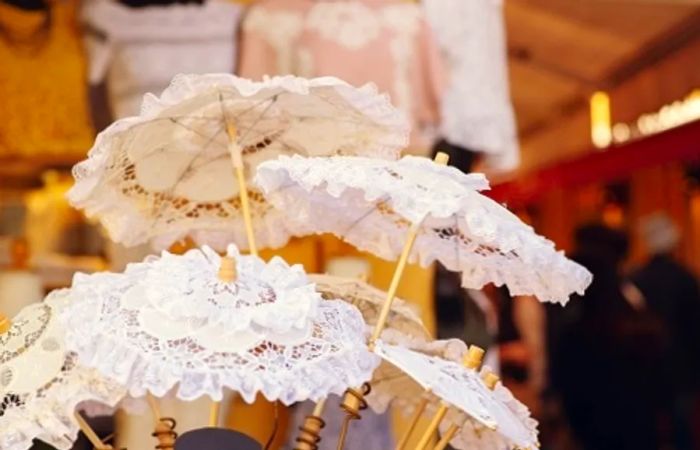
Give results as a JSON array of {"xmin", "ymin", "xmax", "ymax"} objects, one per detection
[{"xmin": 238, "ymin": 0, "xmax": 446, "ymax": 154}]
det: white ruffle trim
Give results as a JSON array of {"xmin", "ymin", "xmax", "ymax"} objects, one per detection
[
  {"xmin": 116, "ymin": 244, "xmax": 321, "ymax": 334},
  {"xmin": 59, "ymin": 269, "xmax": 378, "ymax": 404}
]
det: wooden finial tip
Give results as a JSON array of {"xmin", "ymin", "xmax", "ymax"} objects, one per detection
[
  {"xmin": 464, "ymin": 346, "xmax": 485, "ymax": 370},
  {"xmin": 483, "ymin": 372, "xmax": 500, "ymax": 390},
  {"xmin": 218, "ymin": 256, "xmax": 237, "ymax": 282},
  {"xmin": 0, "ymin": 314, "xmax": 11, "ymax": 334},
  {"xmin": 434, "ymin": 152, "xmax": 450, "ymax": 166}
]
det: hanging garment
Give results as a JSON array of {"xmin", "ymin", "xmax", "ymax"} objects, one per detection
[
  {"xmin": 423, "ymin": 0, "xmax": 519, "ymax": 172},
  {"xmin": 238, "ymin": 0, "xmax": 445, "ymax": 154},
  {"xmin": 83, "ymin": 0, "xmax": 242, "ymax": 119},
  {"xmin": 0, "ymin": 0, "xmax": 93, "ymax": 159}
]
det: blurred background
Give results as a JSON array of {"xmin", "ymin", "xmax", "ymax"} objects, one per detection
[{"xmin": 1, "ymin": 0, "xmax": 699, "ymax": 449}]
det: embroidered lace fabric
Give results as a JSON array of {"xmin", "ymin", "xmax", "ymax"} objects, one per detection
[
  {"xmin": 0, "ymin": 300, "xmax": 125, "ymax": 450},
  {"xmin": 309, "ymin": 274, "xmax": 430, "ymax": 343},
  {"xmin": 57, "ymin": 249, "xmax": 378, "ymax": 404},
  {"xmin": 255, "ymin": 155, "xmax": 592, "ymax": 304},
  {"xmin": 68, "ymin": 73, "xmax": 407, "ymax": 251},
  {"xmin": 116, "ymin": 245, "xmax": 321, "ymax": 334},
  {"xmin": 423, "ymin": 0, "xmax": 519, "ymax": 171}
]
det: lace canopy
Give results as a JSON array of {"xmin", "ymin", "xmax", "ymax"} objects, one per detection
[
  {"xmin": 256, "ymin": 155, "xmax": 592, "ymax": 304},
  {"xmin": 57, "ymin": 246, "xmax": 379, "ymax": 404},
  {"xmin": 442, "ymin": 367, "xmax": 539, "ymax": 450},
  {"xmin": 0, "ymin": 299, "xmax": 125, "ymax": 450},
  {"xmin": 68, "ymin": 74, "xmax": 407, "ymax": 251},
  {"xmin": 371, "ymin": 340, "xmax": 495, "ymax": 428},
  {"xmin": 309, "ymin": 274, "xmax": 430, "ymax": 345}
]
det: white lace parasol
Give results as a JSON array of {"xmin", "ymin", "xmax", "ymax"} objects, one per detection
[
  {"xmin": 442, "ymin": 367, "xmax": 539, "ymax": 450},
  {"xmin": 256, "ymin": 155, "xmax": 592, "ymax": 304},
  {"xmin": 433, "ymin": 363, "xmax": 538, "ymax": 449},
  {"xmin": 309, "ymin": 274, "xmax": 430, "ymax": 345},
  {"xmin": 57, "ymin": 246, "xmax": 379, "ymax": 404},
  {"xmin": 369, "ymin": 340, "xmax": 495, "ymax": 428},
  {"xmin": 68, "ymin": 73, "xmax": 408, "ymax": 252},
  {"xmin": 0, "ymin": 299, "xmax": 125, "ymax": 450}
]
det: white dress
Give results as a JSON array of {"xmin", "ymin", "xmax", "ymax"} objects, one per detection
[
  {"xmin": 423, "ymin": 0, "xmax": 519, "ymax": 172},
  {"xmin": 83, "ymin": 0, "xmax": 242, "ymax": 118}
]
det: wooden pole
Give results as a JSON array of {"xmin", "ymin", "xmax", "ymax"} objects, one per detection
[
  {"xmin": 414, "ymin": 403, "xmax": 448, "ymax": 450},
  {"xmin": 368, "ymin": 222, "xmax": 419, "ymax": 348},
  {"xmin": 209, "ymin": 401, "xmax": 221, "ymax": 428},
  {"xmin": 395, "ymin": 396, "xmax": 429, "ymax": 450},
  {"xmin": 432, "ymin": 424, "xmax": 459, "ymax": 450},
  {"xmin": 368, "ymin": 152, "xmax": 449, "ymax": 349},
  {"xmin": 74, "ymin": 411, "xmax": 111, "ymax": 450},
  {"xmin": 226, "ymin": 122, "xmax": 258, "ymax": 257}
]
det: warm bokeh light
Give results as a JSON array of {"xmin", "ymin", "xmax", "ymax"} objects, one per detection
[{"xmin": 590, "ymin": 91, "xmax": 612, "ymax": 149}]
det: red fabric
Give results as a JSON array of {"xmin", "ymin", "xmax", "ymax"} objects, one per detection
[{"xmin": 491, "ymin": 120, "xmax": 700, "ymax": 207}]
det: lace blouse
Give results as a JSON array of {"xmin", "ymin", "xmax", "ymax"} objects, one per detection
[{"xmin": 83, "ymin": 0, "xmax": 242, "ymax": 119}]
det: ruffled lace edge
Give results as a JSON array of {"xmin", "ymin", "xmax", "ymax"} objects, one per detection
[
  {"xmin": 60, "ymin": 297, "xmax": 380, "ymax": 405},
  {"xmin": 141, "ymin": 74, "xmax": 409, "ymax": 154},
  {"xmin": 0, "ymin": 360, "xmax": 125, "ymax": 450},
  {"xmin": 70, "ymin": 244, "xmax": 323, "ymax": 336}
]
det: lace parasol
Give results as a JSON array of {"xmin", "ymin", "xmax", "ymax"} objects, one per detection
[
  {"xmin": 57, "ymin": 246, "xmax": 379, "ymax": 404},
  {"xmin": 68, "ymin": 74, "xmax": 408, "ymax": 252},
  {"xmin": 256, "ymin": 154, "xmax": 592, "ymax": 304},
  {"xmin": 0, "ymin": 299, "xmax": 125, "ymax": 450},
  {"xmin": 309, "ymin": 274, "xmax": 430, "ymax": 346},
  {"xmin": 441, "ymin": 367, "xmax": 539, "ymax": 450}
]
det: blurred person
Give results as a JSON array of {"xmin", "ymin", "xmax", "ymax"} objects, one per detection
[
  {"xmin": 498, "ymin": 292, "xmax": 546, "ymax": 417},
  {"xmin": 632, "ymin": 213, "xmax": 700, "ymax": 450},
  {"xmin": 549, "ymin": 224, "xmax": 667, "ymax": 450}
]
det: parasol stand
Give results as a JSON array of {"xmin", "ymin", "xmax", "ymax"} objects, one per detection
[
  {"xmin": 1, "ymin": 313, "xmax": 113, "ymax": 450},
  {"xmin": 414, "ymin": 347, "xmax": 488, "ymax": 450},
  {"xmin": 293, "ymin": 399, "xmax": 328, "ymax": 450},
  {"xmin": 226, "ymin": 122, "xmax": 258, "ymax": 257},
  {"xmin": 335, "ymin": 153, "xmax": 450, "ymax": 450},
  {"xmin": 147, "ymin": 394, "xmax": 178, "ymax": 450}
]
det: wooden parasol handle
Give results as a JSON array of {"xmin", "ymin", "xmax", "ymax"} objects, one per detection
[
  {"xmin": 414, "ymin": 403, "xmax": 448, "ymax": 450},
  {"xmin": 226, "ymin": 122, "xmax": 258, "ymax": 257},
  {"xmin": 293, "ymin": 399, "xmax": 327, "ymax": 450},
  {"xmin": 368, "ymin": 152, "xmax": 450, "ymax": 349},
  {"xmin": 395, "ymin": 396, "xmax": 429, "ymax": 450},
  {"xmin": 74, "ymin": 411, "xmax": 112, "ymax": 450},
  {"xmin": 432, "ymin": 424, "xmax": 459, "ymax": 450}
]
